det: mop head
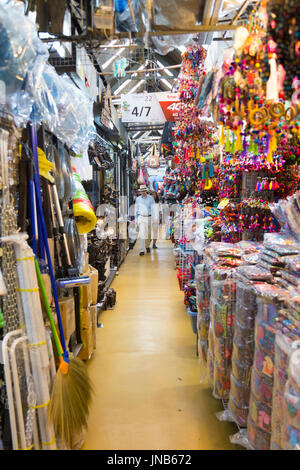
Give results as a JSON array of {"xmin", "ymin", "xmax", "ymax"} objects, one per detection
[{"xmin": 48, "ymin": 356, "xmax": 94, "ymax": 449}]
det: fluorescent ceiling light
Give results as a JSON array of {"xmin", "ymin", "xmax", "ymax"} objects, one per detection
[
  {"xmin": 103, "ymin": 39, "xmax": 118, "ymax": 51},
  {"xmin": 113, "ymin": 79, "xmax": 132, "ymax": 95},
  {"xmin": 157, "ymin": 60, "xmax": 173, "ymax": 77},
  {"xmin": 53, "ymin": 41, "xmax": 65, "ymax": 58},
  {"xmin": 161, "ymin": 78, "xmax": 173, "ymax": 90},
  {"xmin": 39, "ymin": 32, "xmax": 53, "ymax": 39},
  {"xmin": 128, "ymin": 80, "xmax": 145, "ymax": 94},
  {"xmin": 102, "ymin": 47, "xmax": 125, "ymax": 69},
  {"xmin": 132, "ymin": 131, "xmax": 141, "ymax": 138},
  {"xmin": 132, "ymin": 64, "xmax": 146, "ymax": 78}
]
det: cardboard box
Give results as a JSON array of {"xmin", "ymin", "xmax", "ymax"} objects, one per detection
[
  {"xmin": 57, "ymin": 297, "xmax": 75, "ymax": 347},
  {"xmin": 81, "ymin": 265, "xmax": 99, "ymax": 307},
  {"xmin": 82, "ymin": 282, "xmax": 92, "ymax": 308},
  {"xmin": 78, "ymin": 323, "xmax": 93, "ymax": 361},
  {"xmin": 89, "ymin": 265, "xmax": 99, "ymax": 305},
  {"xmin": 81, "ymin": 306, "xmax": 91, "ymax": 330},
  {"xmin": 89, "ymin": 305, "xmax": 98, "ymax": 350},
  {"xmin": 82, "ymin": 252, "xmax": 89, "ymax": 275}
]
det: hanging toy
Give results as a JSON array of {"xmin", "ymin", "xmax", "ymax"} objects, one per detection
[
  {"xmin": 262, "ymin": 217, "xmax": 268, "ymax": 230},
  {"xmin": 231, "ymin": 131, "xmax": 236, "ymax": 154},
  {"xmin": 208, "ymin": 154, "xmax": 214, "ymax": 178},
  {"xmin": 255, "ymin": 177, "xmax": 261, "ymax": 192},
  {"xmin": 219, "ymin": 123, "xmax": 225, "ymax": 146},
  {"xmin": 225, "ymin": 129, "xmax": 231, "ymax": 152},
  {"xmin": 235, "ymin": 127, "xmax": 242, "ymax": 151}
]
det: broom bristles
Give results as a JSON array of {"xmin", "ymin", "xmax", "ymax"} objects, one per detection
[{"xmin": 48, "ymin": 357, "xmax": 94, "ymax": 449}]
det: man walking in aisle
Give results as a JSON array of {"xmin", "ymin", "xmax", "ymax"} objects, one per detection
[{"xmin": 135, "ymin": 185, "xmax": 155, "ymax": 256}]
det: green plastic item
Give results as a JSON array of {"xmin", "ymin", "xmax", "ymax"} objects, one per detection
[{"xmin": 0, "ymin": 308, "xmax": 5, "ymax": 328}]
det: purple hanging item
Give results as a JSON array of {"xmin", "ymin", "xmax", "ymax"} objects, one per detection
[{"xmin": 265, "ymin": 133, "xmax": 270, "ymax": 155}]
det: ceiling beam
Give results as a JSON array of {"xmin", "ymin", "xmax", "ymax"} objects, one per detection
[
  {"xmin": 98, "ymin": 62, "xmax": 182, "ymax": 77},
  {"xmin": 115, "ymin": 23, "xmax": 239, "ymax": 39},
  {"xmin": 223, "ymin": 0, "xmax": 253, "ymax": 39}
]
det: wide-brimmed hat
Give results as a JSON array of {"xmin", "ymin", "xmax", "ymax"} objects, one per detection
[{"xmin": 138, "ymin": 185, "xmax": 148, "ymax": 192}]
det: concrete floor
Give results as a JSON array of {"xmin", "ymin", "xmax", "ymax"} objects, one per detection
[{"xmin": 82, "ymin": 240, "xmax": 238, "ymax": 450}]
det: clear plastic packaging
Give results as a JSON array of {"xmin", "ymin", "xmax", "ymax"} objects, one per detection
[
  {"xmin": 251, "ymin": 368, "xmax": 273, "ymax": 408},
  {"xmin": 209, "ymin": 268, "xmax": 236, "ymax": 400},
  {"xmin": 230, "ymin": 428, "xmax": 255, "ymax": 450},
  {"xmin": 244, "ymin": 286, "xmax": 288, "ymax": 450},
  {"xmin": 270, "ymin": 332, "xmax": 299, "ymax": 449},
  {"xmin": 236, "ymin": 265, "xmax": 273, "ymax": 281},
  {"xmin": 0, "ymin": 0, "xmax": 49, "ymax": 125},
  {"xmin": 207, "ymin": 319, "xmax": 214, "ymax": 388},
  {"xmin": 282, "ymin": 346, "xmax": 300, "ymax": 449},
  {"xmin": 228, "ymin": 394, "xmax": 249, "ymax": 427},
  {"xmin": 230, "ymin": 372, "xmax": 250, "ymax": 409},
  {"xmin": 248, "ymin": 392, "xmax": 272, "ymax": 434}
]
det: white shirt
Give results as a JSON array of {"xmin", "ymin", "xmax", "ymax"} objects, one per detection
[{"xmin": 135, "ymin": 194, "xmax": 155, "ymax": 218}]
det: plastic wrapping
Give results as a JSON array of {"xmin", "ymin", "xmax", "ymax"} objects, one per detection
[
  {"xmin": 115, "ymin": 0, "xmax": 140, "ymax": 32},
  {"xmin": 207, "ymin": 319, "xmax": 215, "ymax": 388},
  {"xmin": 195, "ymin": 263, "xmax": 210, "ymax": 363},
  {"xmin": 271, "ymin": 331, "xmax": 300, "ymax": 449},
  {"xmin": 283, "ymin": 347, "xmax": 300, "ymax": 450},
  {"xmin": 230, "ymin": 428, "xmax": 254, "ymax": 450},
  {"xmin": 209, "ymin": 268, "xmax": 236, "ymax": 399},
  {"xmin": 270, "ymin": 193, "xmax": 300, "ymax": 242},
  {"xmin": 0, "ymin": 0, "xmax": 49, "ymax": 125},
  {"xmin": 236, "ymin": 265, "xmax": 273, "ymax": 281},
  {"xmin": 0, "ymin": 0, "xmax": 95, "ymax": 153},
  {"xmin": 285, "ymin": 256, "xmax": 300, "ymax": 273},
  {"xmin": 46, "ymin": 73, "xmax": 96, "ymax": 154},
  {"xmin": 244, "ymin": 286, "xmax": 287, "ymax": 450}
]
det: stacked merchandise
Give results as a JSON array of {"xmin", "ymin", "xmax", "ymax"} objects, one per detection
[
  {"xmin": 199, "ymin": 242, "xmax": 261, "ymax": 399},
  {"xmin": 209, "ymin": 264, "xmax": 236, "ymax": 400},
  {"xmin": 246, "ymin": 284, "xmax": 288, "ymax": 450},
  {"xmin": 282, "ymin": 334, "xmax": 300, "ymax": 450},
  {"xmin": 271, "ymin": 294, "xmax": 300, "ymax": 450},
  {"xmin": 169, "ymin": 0, "xmax": 300, "ymax": 452},
  {"xmin": 219, "ymin": 196, "xmax": 300, "ymax": 450},
  {"xmin": 184, "ymin": 280, "xmax": 198, "ymax": 335},
  {"xmin": 225, "ymin": 261, "xmax": 272, "ymax": 428},
  {"xmin": 195, "ymin": 263, "xmax": 211, "ymax": 364}
]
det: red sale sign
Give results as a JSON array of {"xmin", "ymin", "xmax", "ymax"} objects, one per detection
[
  {"xmin": 159, "ymin": 99, "xmax": 182, "ymax": 122},
  {"xmin": 121, "ymin": 92, "xmax": 180, "ymax": 123}
]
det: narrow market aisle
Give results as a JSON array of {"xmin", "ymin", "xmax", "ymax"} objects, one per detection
[{"xmin": 82, "ymin": 240, "xmax": 238, "ymax": 450}]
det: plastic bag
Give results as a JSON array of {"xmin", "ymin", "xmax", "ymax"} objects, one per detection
[{"xmin": 0, "ymin": 0, "xmax": 49, "ymax": 125}]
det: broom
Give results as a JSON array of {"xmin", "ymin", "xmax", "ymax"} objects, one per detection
[
  {"xmin": 34, "ymin": 257, "xmax": 93, "ymax": 449},
  {"xmin": 29, "ymin": 123, "xmax": 93, "ymax": 449}
]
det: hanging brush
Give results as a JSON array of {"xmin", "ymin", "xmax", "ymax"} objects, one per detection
[{"xmin": 29, "ymin": 123, "xmax": 93, "ymax": 449}]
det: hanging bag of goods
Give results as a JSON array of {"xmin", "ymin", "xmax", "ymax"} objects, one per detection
[
  {"xmin": 137, "ymin": 167, "xmax": 146, "ymax": 185},
  {"xmin": 71, "ymin": 166, "xmax": 97, "ymax": 234},
  {"xmin": 148, "ymin": 144, "xmax": 160, "ymax": 169}
]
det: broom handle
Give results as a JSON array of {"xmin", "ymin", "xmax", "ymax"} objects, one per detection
[
  {"xmin": 30, "ymin": 123, "xmax": 68, "ymax": 357},
  {"xmin": 34, "ymin": 257, "xmax": 63, "ymax": 358},
  {"xmin": 35, "ymin": 168, "xmax": 68, "ymax": 356}
]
